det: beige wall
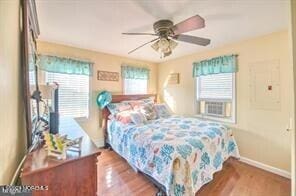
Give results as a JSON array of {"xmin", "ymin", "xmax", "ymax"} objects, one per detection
[
  {"xmin": 158, "ymin": 30, "xmax": 293, "ymax": 172},
  {"xmin": 37, "ymin": 41, "xmax": 158, "ymax": 143},
  {"xmin": 37, "ymin": 30, "xmax": 293, "ymax": 172},
  {"xmin": 0, "ymin": 0, "xmax": 27, "ymax": 184}
]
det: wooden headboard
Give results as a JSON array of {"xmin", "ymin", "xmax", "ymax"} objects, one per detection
[{"xmin": 101, "ymin": 94, "xmax": 157, "ymax": 147}]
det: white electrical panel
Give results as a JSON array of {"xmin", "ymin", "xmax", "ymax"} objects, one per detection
[{"xmin": 249, "ymin": 60, "xmax": 281, "ymax": 110}]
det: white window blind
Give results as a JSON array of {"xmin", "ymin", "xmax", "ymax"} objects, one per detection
[
  {"xmin": 45, "ymin": 72, "xmax": 89, "ymax": 118},
  {"xmin": 124, "ymin": 78, "xmax": 147, "ymax": 95},
  {"xmin": 29, "ymin": 71, "xmax": 36, "ymax": 85},
  {"xmin": 196, "ymin": 72, "xmax": 236, "ymax": 123},
  {"xmin": 197, "ymin": 73, "xmax": 233, "ymax": 100}
]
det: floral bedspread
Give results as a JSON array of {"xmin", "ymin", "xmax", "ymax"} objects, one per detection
[{"xmin": 107, "ymin": 116, "xmax": 240, "ymax": 196}]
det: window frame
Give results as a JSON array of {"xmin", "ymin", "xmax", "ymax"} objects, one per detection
[
  {"xmin": 195, "ymin": 73, "xmax": 236, "ymax": 124},
  {"xmin": 44, "ymin": 71, "xmax": 91, "ymax": 121},
  {"xmin": 123, "ymin": 78, "xmax": 149, "ymax": 95}
]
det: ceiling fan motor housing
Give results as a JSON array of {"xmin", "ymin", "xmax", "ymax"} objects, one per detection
[{"xmin": 153, "ymin": 20, "xmax": 174, "ymax": 37}]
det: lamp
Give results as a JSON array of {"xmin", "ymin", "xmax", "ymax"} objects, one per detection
[
  {"xmin": 31, "ymin": 84, "xmax": 55, "ymax": 121},
  {"xmin": 38, "ymin": 83, "xmax": 60, "ymax": 134},
  {"xmin": 39, "ymin": 84, "xmax": 55, "ymax": 118},
  {"xmin": 39, "ymin": 84, "xmax": 55, "ymax": 100}
]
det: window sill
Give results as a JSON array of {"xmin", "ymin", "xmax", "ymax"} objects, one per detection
[
  {"xmin": 74, "ymin": 116, "xmax": 89, "ymax": 123},
  {"xmin": 194, "ymin": 114, "xmax": 236, "ymax": 125}
]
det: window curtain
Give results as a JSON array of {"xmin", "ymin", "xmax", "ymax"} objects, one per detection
[
  {"xmin": 121, "ymin": 65, "xmax": 150, "ymax": 80},
  {"xmin": 38, "ymin": 55, "xmax": 93, "ymax": 76},
  {"xmin": 192, "ymin": 54, "xmax": 237, "ymax": 77}
]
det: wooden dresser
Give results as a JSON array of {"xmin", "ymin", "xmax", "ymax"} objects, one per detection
[{"xmin": 21, "ymin": 118, "xmax": 101, "ymax": 196}]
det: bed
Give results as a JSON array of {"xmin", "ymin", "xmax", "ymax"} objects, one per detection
[{"xmin": 102, "ymin": 94, "xmax": 240, "ymax": 196}]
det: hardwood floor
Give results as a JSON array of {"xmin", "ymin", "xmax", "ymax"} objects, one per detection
[{"xmin": 97, "ymin": 150, "xmax": 290, "ymax": 196}]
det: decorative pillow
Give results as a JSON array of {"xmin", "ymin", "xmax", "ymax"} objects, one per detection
[
  {"xmin": 141, "ymin": 97, "xmax": 155, "ymax": 104},
  {"xmin": 130, "ymin": 111, "xmax": 147, "ymax": 125},
  {"xmin": 154, "ymin": 103, "xmax": 171, "ymax": 118},
  {"xmin": 115, "ymin": 110, "xmax": 147, "ymax": 125},
  {"xmin": 127, "ymin": 100, "xmax": 145, "ymax": 109},
  {"xmin": 107, "ymin": 102, "xmax": 132, "ymax": 115},
  {"xmin": 135, "ymin": 103, "xmax": 157, "ymax": 120},
  {"xmin": 115, "ymin": 110, "xmax": 133, "ymax": 124},
  {"xmin": 122, "ymin": 97, "xmax": 155, "ymax": 109}
]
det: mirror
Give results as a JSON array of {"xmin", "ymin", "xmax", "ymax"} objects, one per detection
[
  {"xmin": 28, "ymin": 30, "xmax": 38, "ymax": 123},
  {"xmin": 23, "ymin": 0, "xmax": 40, "ymax": 147}
]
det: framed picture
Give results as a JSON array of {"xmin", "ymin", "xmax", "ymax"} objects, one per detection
[
  {"xmin": 97, "ymin": 70, "xmax": 119, "ymax": 81},
  {"xmin": 168, "ymin": 73, "xmax": 180, "ymax": 84}
]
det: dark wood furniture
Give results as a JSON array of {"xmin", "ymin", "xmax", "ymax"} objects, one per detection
[
  {"xmin": 22, "ymin": 0, "xmax": 40, "ymax": 147},
  {"xmin": 101, "ymin": 94, "xmax": 157, "ymax": 147},
  {"xmin": 21, "ymin": 118, "xmax": 101, "ymax": 196}
]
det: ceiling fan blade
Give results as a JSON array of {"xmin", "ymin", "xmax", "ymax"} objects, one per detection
[
  {"xmin": 171, "ymin": 15, "xmax": 205, "ymax": 35},
  {"xmin": 172, "ymin": 34, "xmax": 210, "ymax": 46},
  {"xmin": 122, "ymin": 32, "xmax": 157, "ymax": 36},
  {"xmin": 128, "ymin": 38, "xmax": 159, "ymax": 54}
]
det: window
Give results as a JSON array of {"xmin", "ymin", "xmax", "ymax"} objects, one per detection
[
  {"xmin": 196, "ymin": 73, "xmax": 236, "ymax": 123},
  {"xmin": 45, "ymin": 72, "xmax": 89, "ymax": 118},
  {"xmin": 29, "ymin": 71, "xmax": 36, "ymax": 85},
  {"xmin": 121, "ymin": 65, "xmax": 149, "ymax": 95},
  {"xmin": 124, "ymin": 78, "xmax": 148, "ymax": 95}
]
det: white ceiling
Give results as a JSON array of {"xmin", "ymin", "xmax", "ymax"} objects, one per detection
[{"xmin": 36, "ymin": 0, "xmax": 290, "ymax": 63}]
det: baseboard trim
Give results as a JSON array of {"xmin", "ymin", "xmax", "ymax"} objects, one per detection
[
  {"xmin": 239, "ymin": 156, "xmax": 291, "ymax": 179},
  {"xmin": 93, "ymin": 139, "xmax": 105, "ymax": 148}
]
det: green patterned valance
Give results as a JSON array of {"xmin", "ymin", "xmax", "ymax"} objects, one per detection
[
  {"xmin": 38, "ymin": 55, "xmax": 93, "ymax": 76},
  {"xmin": 193, "ymin": 54, "xmax": 237, "ymax": 77},
  {"xmin": 121, "ymin": 65, "xmax": 150, "ymax": 80}
]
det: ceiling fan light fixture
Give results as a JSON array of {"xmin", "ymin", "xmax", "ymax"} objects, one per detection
[
  {"xmin": 158, "ymin": 37, "xmax": 170, "ymax": 50},
  {"xmin": 161, "ymin": 46, "xmax": 171, "ymax": 54},
  {"xmin": 151, "ymin": 38, "xmax": 174, "ymax": 58},
  {"xmin": 159, "ymin": 46, "xmax": 172, "ymax": 58},
  {"xmin": 164, "ymin": 50, "xmax": 172, "ymax": 57},
  {"xmin": 123, "ymin": 14, "xmax": 210, "ymax": 57},
  {"xmin": 169, "ymin": 39, "xmax": 178, "ymax": 50},
  {"xmin": 160, "ymin": 49, "xmax": 172, "ymax": 58},
  {"xmin": 151, "ymin": 41, "xmax": 159, "ymax": 51}
]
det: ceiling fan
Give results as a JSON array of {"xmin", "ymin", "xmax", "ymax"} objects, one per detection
[{"xmin": 122, "ymin": 15, "xmax": 210, "ymax": 58}]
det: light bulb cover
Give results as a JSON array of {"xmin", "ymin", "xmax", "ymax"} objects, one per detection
[
  {"xmin": 169, "ymin": 39, "xmax": 178, "ymax": 50},
  {"xmin": 158, "ymin": 38, "xmax": 170, "ymax": 50},
  {"xmin": 151, "ymin": 40, "xmax": 159, "ymax": 51}
]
